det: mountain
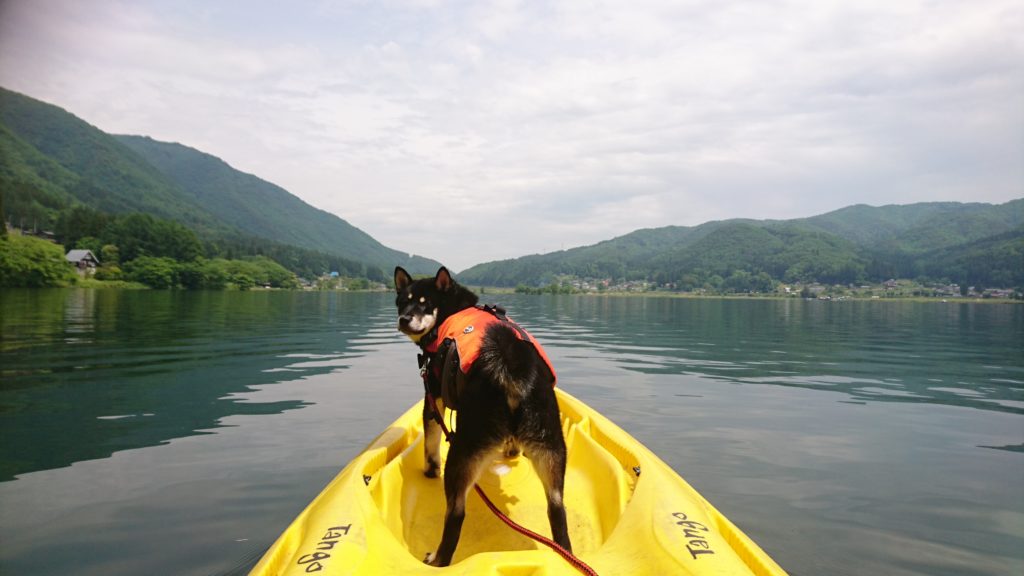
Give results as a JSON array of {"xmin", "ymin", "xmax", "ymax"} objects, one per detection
[
  {"xmin": 457, "ymin": 201, "xmax": 1024, "ymax": 289},
  {"xmin": 449, "ymin": 222, "xmax": 732, "ymax": 286},
  {"xmin": 0, "ymin": 86, "xmax": 439, "ymax": 275},
  {"xmin": 0, "ymin": 88, "xmax": 221, "ymax": 231},
  {"xmin": 917, "ymin": 225, "xmax": 1024, "ymax": 288},
  {"xmin": 114, "ymin": 135, "xmax": 438, "ymax": 274},
  {"xmin": 0, "ymin": 122, "xmax": 79, "ymax": 220},
  {"xmin": 798, "ymin": 201, "xmax": 1024, "ymax": 253},
  {"xmin": 649, "ymin": 221, "xmax": 867, "ymax": 285}
]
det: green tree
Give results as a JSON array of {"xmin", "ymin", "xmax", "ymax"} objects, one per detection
[
  {"xmin": 679, "ymin": 273, "xmax": 700, "ymax": 291},
  {"xmin": 124, "ymin": 256, "xmax": 179, "ymax": 288},
  {"xmin": 94, "ymin": 265, "xmax": 122, "ymax": 281},
  {"xmin": 100, "ymin": 244, "xmax": 119, "ymax": 266},
  {"xmin": 178, "ymin": 258, "xmax": 229, "ymax": 290},
  {"xmin": 347, "ymin": 277, "xmax": 370, "ymax": 290},
  {"xmin": 201, "ymin": 259, "xmax": 229, "ymax": 289},
  {"xmin": 54, "ymin": 206, "xmax": 108, "ymax": 248},
  {"xmin": 0, "ymin": 234, "xmax": 77, "ymax": 287},
  {"xmin": 75, "ymin": 236, "xmax": 102, "ymax": 256},
  {"xmin": 752, "ymin": 271, "xmax": 775, "ymax": 293},
  {"xmin": 102, "ymin": 213, "xmax": 203, "ymax": 262},
  {"xmin": 723, "ymin": 270, "xmax": 752, "ymax": 293},
  {"xmin": 230, "ymin": 272, "xmax": 255, "ymax": 290},
  {"xmin": 252, "ymin": 257, "xmax": 298, "ymax": 288},
  {"xmin": 178, "ymin": 260, "xmax": 207, "ymax": 290}
]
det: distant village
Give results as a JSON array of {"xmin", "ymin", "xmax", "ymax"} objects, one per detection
[
  {"xmin": 523, "ymin": 275, "xmax": 1022, "ymax": 300},
  {"xmin": 296, "ymin": 271, "xmax": 389, "ymax": 292}
]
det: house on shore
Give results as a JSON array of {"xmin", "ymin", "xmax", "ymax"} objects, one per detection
[{"xmin": 66, "ymin": 249, "xmax": 100, "ymax": 275}]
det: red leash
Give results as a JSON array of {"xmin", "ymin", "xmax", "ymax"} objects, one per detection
[{"xmin": 424, "ymin": 392, "xmax": 599, "ymax": 576}]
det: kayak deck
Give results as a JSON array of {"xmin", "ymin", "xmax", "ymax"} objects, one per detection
[
  {"xmin": 250, "ymin": 389, "xmax": 787, "ymax": 575},
  {"xmin": 371, "ymin": 402, "xmax": 632, "ymax": 565}
]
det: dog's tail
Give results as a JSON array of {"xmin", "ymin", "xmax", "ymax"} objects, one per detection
[{"xmin": 477, "ymin": 323, "xmax": 542, "ymax": 409}]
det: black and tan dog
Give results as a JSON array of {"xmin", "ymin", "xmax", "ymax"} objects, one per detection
[{"xmin": 393, "ymin": 266, "xmax": 572, "ymax": 567}]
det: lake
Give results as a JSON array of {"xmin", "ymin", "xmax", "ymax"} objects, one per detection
[{"xmin": 1, "ymin": 289, "xmax": 1021, "ymax": 575}]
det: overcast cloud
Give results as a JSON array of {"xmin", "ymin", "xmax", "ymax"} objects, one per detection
[{"xmin": 1, "ymin": 0, "xmax": 1021, "ymax": 271}]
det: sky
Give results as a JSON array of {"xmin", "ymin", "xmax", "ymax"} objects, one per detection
[{"xmin": 0, "ymin": 0, "xmax": 1021, "ymax": 271}]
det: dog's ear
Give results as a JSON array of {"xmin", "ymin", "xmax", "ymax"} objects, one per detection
[
  {"xmin": 435, "ymin": 267, "xmax": 453, "ymax": 292},
  {"xmin": 394, "ymin": 267, "xmax": 412, "ymax": 292}
]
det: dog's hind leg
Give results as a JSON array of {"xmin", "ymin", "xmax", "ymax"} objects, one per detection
[
  {"xmin": 425, "ymin": 444, "xmax": 490, "ymax": 567},
  {"xmin": 529, "ymin": 443, "xmax": 573, "ymax": 552},
  {"xmin": 422, "ymin": 396, "xmax": 443, "ymax": 478}
]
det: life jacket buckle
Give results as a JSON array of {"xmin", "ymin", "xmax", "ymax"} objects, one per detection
[
  {"xmin": 418, "ymin": 353, "xmax": 429, "ymax": 379},
  {"xmin": 482, "ymin": 304, "xmax": 508, "ymax": 319}
]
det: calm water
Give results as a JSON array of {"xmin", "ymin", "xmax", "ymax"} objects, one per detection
[{"xmin": 1, "ymin": 289, "xmax": 1022, "ymax": 575}]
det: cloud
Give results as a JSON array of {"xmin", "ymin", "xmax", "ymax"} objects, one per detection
[{"xmin": 1, "ymin": 0, "xmax": 1021, "ymax": 270}]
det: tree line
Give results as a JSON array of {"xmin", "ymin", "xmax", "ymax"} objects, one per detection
[
  {"xmin": 53, "ymin": 205, "xmax": 386, "ymax": 281},
  {"xmin": 2, "ymin": 202, "xmax": 299, "ymax": 289},
  {"xmin": 1, "ymin": 200, "xmax": 396, "ymax": 288}
]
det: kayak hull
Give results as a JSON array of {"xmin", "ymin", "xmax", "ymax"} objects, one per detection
[{"xmin": 250, "ymin": 388, "xmax": 787, "ymax": 575}]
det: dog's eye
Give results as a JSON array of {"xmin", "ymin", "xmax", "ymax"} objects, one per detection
[
  {"xmin": 419, "ymin": 297, "xmax": 426, "ymax": 304},
  {"xmin": 407, "ymin": 293, "xmax": 413, "ymax": 300}
]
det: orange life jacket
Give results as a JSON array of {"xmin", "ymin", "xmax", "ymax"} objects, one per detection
[{"xmin": 423, "ymin": 305, "xmax": 557, "ymax": 386}]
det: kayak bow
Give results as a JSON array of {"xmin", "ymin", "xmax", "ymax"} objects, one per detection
[{"xmin": 250, "ymin": 388, "xmax": 787, "ymax": 575}]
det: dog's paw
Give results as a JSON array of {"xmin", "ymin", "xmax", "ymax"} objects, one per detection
[
  {"xmin": 425, "ymin": 460, "xmax": 441, "ymax": 478},
  {"xmin": 423, "ymin": 551, "xmax": 438, "ymax": 565}
]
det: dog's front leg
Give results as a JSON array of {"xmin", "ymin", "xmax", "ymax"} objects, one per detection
[
  {"xmin": 422, "ymin": 395, "xmax": 443, "ymax": 478},
  {"xmin": 426, "ymin": 444, "xmax": 488, "ymax": 566}
]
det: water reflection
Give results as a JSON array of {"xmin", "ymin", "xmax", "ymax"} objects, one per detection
[
  {"xmin": 0, "ymin": 289, "xmax": 395, "ymax": 481},
  {"xmin": 497, "ymin": 295, "xmax": 1023, "ymax": 576},
  {"xmin": 498, "ymin": 296, "xmax": 1024, "ymax": 415}
]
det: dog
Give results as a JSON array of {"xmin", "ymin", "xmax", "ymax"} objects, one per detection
[{"xmin": 393, "ymin": 266, "xmax": 572, "ymax": 567}]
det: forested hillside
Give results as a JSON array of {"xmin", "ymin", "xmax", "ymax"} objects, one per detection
[
  {"xmin": 115, "ymin": 135, "xmax": 437, "ymax": 273},
  {"xmin": 458, "ymin": 201, "xmax": 1024, "ymax": 291},
  {"xmin": 0, "ymin": 87, "xmax": 439, "ymax": 278},
  {"xmin": 0, "ymin": 88, "xmax": 221, "ymax": 232},
  {"xmin": 798, "ymin": 201, "xmax": 1024, "ymax": 253}
]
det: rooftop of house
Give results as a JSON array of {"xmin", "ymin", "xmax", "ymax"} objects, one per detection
[{"xmin": 66, "ymin": 249, "xmax": 100, "ymax": 263}]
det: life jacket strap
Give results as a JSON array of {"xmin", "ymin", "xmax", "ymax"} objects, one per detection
[{"xmin": 480, "ymin": 304, "xmax": 533, "ymax": 343}]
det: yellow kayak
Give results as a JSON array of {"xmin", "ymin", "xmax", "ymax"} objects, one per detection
[{"xmin": 250, "ymin": 388, "xmax": 787, "ymax": 575}]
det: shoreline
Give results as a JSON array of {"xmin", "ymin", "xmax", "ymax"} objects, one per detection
[{"xmin": 16, "ymin": 283, "xmax": 1021, "ymax": 304}]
